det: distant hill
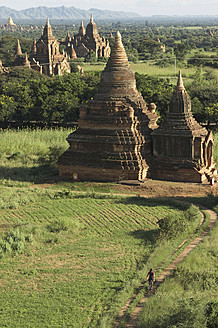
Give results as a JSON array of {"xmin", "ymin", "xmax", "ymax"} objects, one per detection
[{"xmin": 0, "ymin": 5, "xmax": 141, "ymax": 20}]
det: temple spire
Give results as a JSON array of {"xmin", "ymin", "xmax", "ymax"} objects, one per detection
[
  {"xmin": 107, "ymin": 31, "xmax": 129, "ymax": 65},
  {"xmin": 16, "ymin": 39, "xmax": 22, "ymax": 55},
  {"xmin": 79, "ymin": 19, "xmax": 85, "ymax": 36},
  {"xmin": 90, "ymin": 13, "xmax": 93, "ymax": 23},
  {"xmin": 169, "ymin": 69, "xmax": 191, "ymax": 114},
  {"xmin": 176, "ymin": 70, "xmax": 185, "ymax": 90},
  {"xmin": 32, "ymin": 38, "xmax": 37, "ymax": 54},
  {"xmin": 24, "ymin": 52, "xmax": 30, "ymax": 67},
  {"xmin": 43, "ymin": 17, "xmax": 53, "ymax": 38}
]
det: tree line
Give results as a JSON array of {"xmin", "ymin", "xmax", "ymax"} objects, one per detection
[{"xmin": 0, "ymin": 67, "xmax": 217, "ymax": 128}]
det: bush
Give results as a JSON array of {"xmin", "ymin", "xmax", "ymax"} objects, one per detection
[
  {"xmin": 158, "ymin": 205, "xmax": 200, "ymax": 238},
  {"xmin": 184, "ymin": 204, "xmax": 200, "ymax": 221},
  {"xmin": 0, "ymin": 228, "xmax": 32, "ymax": 256},
  {"xmin": 47, "ymin": 217, "xmax": 82, "ymax": 233},
  {"xmin": 38, "ymin": 145, "xmax": 66, "ymax": 166},
  {"xmin": 205, "ymin": 301, "xmax": 218, "ymax": 328}
]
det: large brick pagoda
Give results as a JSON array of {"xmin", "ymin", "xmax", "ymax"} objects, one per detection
[
  {"xmin": 58, "ymin": 31, "xmax": 158, "ymax": 181},
  {"xmin": 151, "ymin": 71, "xmax": 217, "ymax": 183}
]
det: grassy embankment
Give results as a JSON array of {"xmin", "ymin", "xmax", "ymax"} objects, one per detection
[
  {"xmin": 138, "ymin": 210, "xmax": 218, "ymax": 328},
  {"xmin": 0, "ymin": 129, "xmax": 216, "ymax": 327}
]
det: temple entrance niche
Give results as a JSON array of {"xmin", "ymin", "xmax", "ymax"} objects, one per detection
[{"xmin": 206, "ymin": 140, "xmax": 213, "ymax": 168}]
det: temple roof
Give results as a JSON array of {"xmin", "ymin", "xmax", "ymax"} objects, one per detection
[
  {"xmin": 86, "ymin": 14, "xmax": 98, "ymax": 38},
  {"xmin": 176, "ymin": 70, "xmax": 185, "ymax": 91},
  {"xmin": 169, "ymin": 70, "xmax": 191, "ymax": 114},
  {"xmin": 152, "ymin": 70, "xmax": 208, "ymax": 137},
  {"xmin": 95, "ymin": 31, "xmax": 138, "ymax": 99},
  {"xmin": 42, "ymin": 17, "xmax": 55, "ymax": 41}
]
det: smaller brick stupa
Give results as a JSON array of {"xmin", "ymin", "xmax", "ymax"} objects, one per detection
[
  {"xmin": 151, "ymin": 71, "xmax": 217, "ymax": 183},
  {"xmin": 58, "ymin": 31, "xmax": 158, "ymax": 181}
]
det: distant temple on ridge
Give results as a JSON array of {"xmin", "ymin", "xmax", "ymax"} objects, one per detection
[{"xmin": 62, "ymin": 14, "xmax": 111, "ymax": 59}]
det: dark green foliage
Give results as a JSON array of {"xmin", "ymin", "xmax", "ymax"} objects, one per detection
[
  {"xmin": 184, "ymin": 204, "xmax": 200, "ymax": 221},
  {"xmin": 0, "ymin": 36, "xmax": 32, "ymax": 66},
  {"xmin": 47, "ymin": 217, "xmax": 78, "ymax": 233},
  {"xmin": 135, "ymin": 73, "xmax": 174, "ymax": 118},
  {"xmin": 85, "ymin": 50, "xmax": 97, "ymax": 63},
  {"xmin": 0, "ymin": 68, "xmax": 100, "ymax": 124},
  {"xmin": 205, "ymin": 301, "xmax": 218, "ymax": 328},
  {"xmin": 38, "ymin": 145, "xmax": 67, "ymax": 166},
  {"xmin": 0, "ymin": 228, "xmax": 32, "ymax": 257},
  {"xmin": 174, "ymin": 42, "xmax": 191, "ymax": 59},
  {"xmin": 158, "ymin": 204, "xmax": 200, "ymax": 238}
]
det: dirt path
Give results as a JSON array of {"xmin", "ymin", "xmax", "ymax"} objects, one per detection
[{"xmin": 114, "ymin": 207, "xmax": 217, "ymax": 328}]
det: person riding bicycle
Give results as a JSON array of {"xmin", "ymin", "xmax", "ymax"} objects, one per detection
[{"xmin": 147, "ymin": 268, "xmax": 155, "ymax": 289}]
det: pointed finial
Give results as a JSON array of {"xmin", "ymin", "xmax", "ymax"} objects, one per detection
[
  {"xmin": 46, "ymin": 17, "xmax": 50, "ymax": 25},
  {"xmin": 16, "ymin": 39, "xmax": 22, "ymax": 55},
  {"xmin": 177, "ymin": 70, "xmax": 185, "ymax": 90},
  {"xmin": 115, "ymin": 31, "xmax": 122, "ymax": 45},
  {"xmin": 90, "ymin": 13, "xmax": 93, "ymax": 23},
  {"xmin": 24, "ymin": 52, "xmax": 28, "ymax": 63},
  {"xmin": 81, "ymin": 20, "xmax": 84, "ymax": 27}
]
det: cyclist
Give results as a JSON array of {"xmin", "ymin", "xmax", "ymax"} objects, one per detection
[{"xmin": 147, "ymin": 268, "xmax": 155, "ymax": 290}]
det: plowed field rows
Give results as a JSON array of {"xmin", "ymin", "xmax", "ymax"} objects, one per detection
[{"xmin": 0, "ymin": 193, "xmax": 183, "ymax": 328}]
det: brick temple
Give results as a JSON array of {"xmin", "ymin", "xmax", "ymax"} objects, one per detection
[
  {"xmin": 15, "ymin": 18, "xmax": 70, "ymax": 76},
  {"xmin": 151, "ymin": 71, "xmax": 217, "ymax": 183},
  {"xmin": 58, "ymin": 33, "xmax": 217, "ymax": 184},
  {"xmin": 58, "ymin": 31, "xmax": 158, "ymax": 181},
  {"xmin": 63, "ymin": 15, "xmax": 111, "ymax": 59}
]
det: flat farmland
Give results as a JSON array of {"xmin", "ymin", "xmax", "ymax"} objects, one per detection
[{"xmin": 0, "ymin": 190, "xmax": 183, "ymax": 328}]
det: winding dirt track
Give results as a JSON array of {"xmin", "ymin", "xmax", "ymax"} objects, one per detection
[{"xmin": 114, "ymin": 207, "xmax": 217, "ymax": 328}]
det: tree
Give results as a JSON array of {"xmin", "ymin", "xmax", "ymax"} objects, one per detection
[
  {"xmin": 135, "ymin": 73, "xmax": 174, "ymax": 118},
  {"xmin": 174, "ymin": 42, "xmax": 190, "ymax": 59}
]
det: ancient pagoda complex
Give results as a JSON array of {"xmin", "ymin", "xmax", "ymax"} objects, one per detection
[
  {"xmin": 151, "ymin": 71, "xmax": 217, "ymax": 183},
  {"xmin": 15, "ymin": 18, "xmax": 70, "ymax": 76},
  {"xmin": 29, "ymin": 17, "xmax": 70, "ymax": 76},
  {"xmin": 63, "ymin": 15, "xmax": 111, "ymax": 59},
  {"xmin": 58, "ymin": 31, "xmax": 158, "ymax": 181}
]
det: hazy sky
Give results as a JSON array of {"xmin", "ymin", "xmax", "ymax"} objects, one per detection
[{"xmin": 1, "ymin": 0, "xmax": 218, "ymax": 16}]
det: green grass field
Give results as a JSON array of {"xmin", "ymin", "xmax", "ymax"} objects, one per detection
[
  {"xmin": 0, "ymin": 188, "xmax": 189, "ymax": 328},
  {"xmin": 0, "ymin": 128, "xmax": 217, "ymax": 327},
  {"xmin": 82, "ymin": 62, "xmax": 218, "ymax": 85}
]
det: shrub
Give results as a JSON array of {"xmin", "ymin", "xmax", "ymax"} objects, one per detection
[
  {"xmin": 38, "ymin": 145, "xmax": 66, "ymax": 166},
  {"xmin": 47, "ymin": 217, "xmax": 82, "ymax": 233},
  {"xmin": 158, "ymin": 205, "xmax": 200, "ymax": 238},
  {"xmin": 205, "ymin": 301, "xmax": 218, "ymax": 328},
  {"xmin": 158, "ymin": 213, "xmax": 187, "ymax": 238},
  {"xmin": 0, "ymin": 228, "xmax": 33, "ymax": 257},
  {"xmin": 184, "ymin": 204, "xmax": 200, "ymax": 221}
]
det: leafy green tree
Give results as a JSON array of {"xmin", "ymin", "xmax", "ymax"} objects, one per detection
[
  {"xmin": 0, "ymin": 94, "xmax": 16, "ymax": 121},
  {"xmin": 135, "ymin": 73, "xmax": 174, "ymax": 118},
  {"xmin": 174, "ymin": 42, "xmax": 190, "ymax": 59},
  {"xmin": 205, "ymin": 103, "xmax": 218, "ymax": 126}
]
